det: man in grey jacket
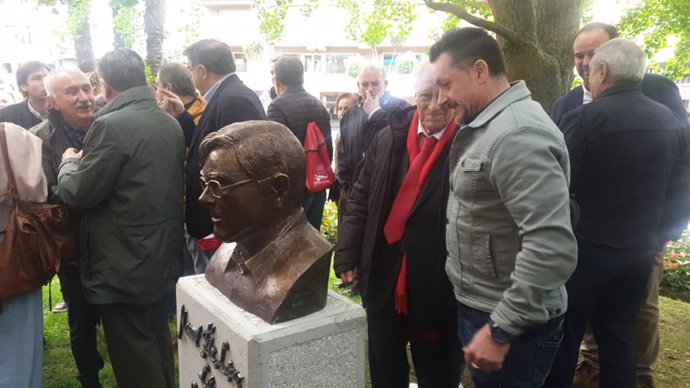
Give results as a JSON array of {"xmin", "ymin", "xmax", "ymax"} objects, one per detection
[{"xmin": 430, "ymin": 27, "xmax": 577, "ymax": 388}]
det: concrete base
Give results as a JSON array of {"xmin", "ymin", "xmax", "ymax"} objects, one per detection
[{"xmin": 177, "ymin": 275, "xmax": 367, "ymax": 388}]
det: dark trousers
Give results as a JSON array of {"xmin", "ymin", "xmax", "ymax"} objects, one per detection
[
  {"xmin": 59, "ymin": 265, "xmax": 104, "ymax": 388},
  {"xmin": 98, "ymin": 299, "xmax": 175, "ymax": 388},
  {"xmin": 544, "ymin": 241, "xmax": 655, "ymax": 388},
  {"xmin": 457, "ymin": 302, "xmax": 563, "ymax": 388},
  {"xmin": 303, "ymin": 190, "xmax": 327, "ymax": 230},
  {"xmin": 366, "ymin": 300, "xmax": 461, "ymax": 388}
]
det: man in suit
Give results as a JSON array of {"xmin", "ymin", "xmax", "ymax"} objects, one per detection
[
  {"xmin": 160, "ymin": 39, "xmax": 266, "ymax": 274},
  {"xmin": 334, "ymin": 64, "xmax": 461, "ymax": 388},
  {"xmin": 544, "ymin": 38, "xmax": 690, "ymax": 388},
  {"xmin": 267, "ymin": 56, "xmax": 332, "ymax": 230},
  {"xmin": 548, "ymin": 22, "xmax": 689, "ymax": 388},
  {"xmin": 0, "ymin": 61, "xmax": 50, "ymax": 129}
]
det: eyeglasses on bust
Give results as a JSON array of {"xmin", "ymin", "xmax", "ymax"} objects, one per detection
[{"xmin": 199, "ymin": 175, "xmax": 275, "ymax": 199}]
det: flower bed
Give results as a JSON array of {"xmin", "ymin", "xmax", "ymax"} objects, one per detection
[{"xmin": 663, "ymin": 230, "xmax": 690, "ymax": 291}]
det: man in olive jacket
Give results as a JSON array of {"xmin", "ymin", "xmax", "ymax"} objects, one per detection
[{"xmin": 57, "ymin": 49, "xmax": 185, "ymax": 388}]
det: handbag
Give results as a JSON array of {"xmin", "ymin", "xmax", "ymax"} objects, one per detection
[
  {"xmin": 0, "ymin": 123, "xmax": 76, "ymax": 300},
  {"xmin": 303, "ymin": 121, "xmax": 336, "ymax": 193}
]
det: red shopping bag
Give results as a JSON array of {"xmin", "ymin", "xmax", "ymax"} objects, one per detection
[{"xmin": 304, "ymin": 121, "xmax": 335, "ymax": 193}]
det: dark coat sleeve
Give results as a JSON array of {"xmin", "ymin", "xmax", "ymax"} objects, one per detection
[
  {"xmin": 176, "ymin": 111, "xmax": 196, "ymax": 148},
  {"xmin": 333, "ymin": 128, "xmax": 382, "ymax": 275},
  {"xmin": 659, "ymin": 120, "xmax": 690, "ymax": 246}
]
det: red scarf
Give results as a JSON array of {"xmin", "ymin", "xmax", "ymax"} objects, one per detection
[{"xmin": 388, "ymin": 111, "xmax": 457, "ymax": 314}]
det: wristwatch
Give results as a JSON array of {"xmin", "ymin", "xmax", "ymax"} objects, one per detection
[{"xmin": 487, "ymin": 319, "xmax": 514, "ymax": 344}]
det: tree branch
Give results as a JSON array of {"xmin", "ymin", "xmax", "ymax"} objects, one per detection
[{"xmin": 424, "ymin": 0, "xmax": 524, "ymax": 46}]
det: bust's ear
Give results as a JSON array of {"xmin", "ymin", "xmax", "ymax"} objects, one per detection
[{"xmin": 269, "ymin": 173, "xmax": 291, "ymax": 208}]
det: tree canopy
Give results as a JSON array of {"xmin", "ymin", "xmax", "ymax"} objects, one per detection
[{"xmin": 618, "ymin": 0, "xmax": 690, "ymax": 80}]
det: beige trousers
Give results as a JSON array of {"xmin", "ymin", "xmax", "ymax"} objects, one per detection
[{"xmin": 580, "ymin": 260, "xmax": 663, "ymax": 377}]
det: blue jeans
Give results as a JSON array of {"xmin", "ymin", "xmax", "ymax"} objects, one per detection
[{"xmin": 457, "ymin": 302, "xmax": 563, "ymax": 388}]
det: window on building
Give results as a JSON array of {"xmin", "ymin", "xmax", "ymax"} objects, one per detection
[
  {"xmin": 234, "ymin": 53, "xmax": 247, "ymax": 72},
  {"xmin": 304, "ymin": 54, "xmax": 323, "ymax": 73},
  {"xmin": 325, "ymin": 55, "xmax": 350, "ymax": 74}
]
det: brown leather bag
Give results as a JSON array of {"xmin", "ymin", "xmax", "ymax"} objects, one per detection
[{"xmin": 0, "ymin": 123, "xmax": 76, "ymax": 300}]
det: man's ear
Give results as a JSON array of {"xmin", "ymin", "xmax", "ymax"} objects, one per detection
[
  {"xmin": 46, "ymin": 95, "xmax": 57, "ymax": 111},
  {"xmin": 473, "ymin": 59, "xmax": 490, "ymax": 82},
  {"xmin": 196, "ymin": 64, "xmax": 208, "ymax": 80},
  {"xmin": 19, "ymin": 83, "xmax": 29, "ymax": 94},
  {"xmin": 600, "ymin": 63, "xmax": 609, "ymax": 82},
  {"xmin": 270, "ymin": 173, "xmax": 291, "ymax": 208}
]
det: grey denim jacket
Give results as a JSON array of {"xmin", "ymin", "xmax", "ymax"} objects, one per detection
[{"xmin": 446, "ymin": 81, "xmax": 577, "ymax": 335}]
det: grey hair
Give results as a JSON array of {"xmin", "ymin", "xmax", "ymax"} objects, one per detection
[
  {"xmin": 414, "ymin": 61, "xmax": 433, "ymax": 93},
  {"xmin": 358, "ymin": 63, "xmax": 387, "ymax": 81},
  {"xmin": 44, "ymin": 66, "xmax": 86, "ymax": 97},
  {"xmin": 590, "ymin": 38, "xmax": 646, "ymax": 86}
]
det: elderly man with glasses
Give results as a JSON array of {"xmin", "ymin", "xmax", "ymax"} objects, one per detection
[{"xmin": 334, "ymin": 64, "xmax": 463, "ymax": 388}]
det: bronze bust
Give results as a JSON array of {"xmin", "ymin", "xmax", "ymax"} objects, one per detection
[{"xmin": 201, "ymin": 120, "xmax": 332, "ymax": 324}]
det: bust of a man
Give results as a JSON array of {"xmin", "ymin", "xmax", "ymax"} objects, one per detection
[{"xmin": 201, "ymin": 120, "xmax": 332, "ymax": 324}]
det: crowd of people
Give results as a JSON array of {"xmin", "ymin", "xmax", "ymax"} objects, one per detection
[{"xmin": 0, "ymin": 21, "xmax": 688, "ymax": 388}]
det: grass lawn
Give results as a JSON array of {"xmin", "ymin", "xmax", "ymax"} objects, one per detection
[{"xmin": 42, "ymin": 273, "xmax": 690, "ymax": 387}]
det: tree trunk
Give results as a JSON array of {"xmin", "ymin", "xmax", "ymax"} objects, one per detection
[
  {"xmin": 112, "ymin": 4, "xmax": 126, "ymax": 49},
  {"xmin": 144, "ymin": 0, "xmax": 166, "ymax": 75},
  {"xmin": 68, "ymin": 0, "xmax": 96, "ymax": 72},
  {"xmin": 426, "ymin": 0, "xmax": 583, "ymax": 109}
]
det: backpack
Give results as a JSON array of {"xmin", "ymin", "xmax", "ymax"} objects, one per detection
[{"xmin": 303, "ymin": 121, "xmax": 336, "ymax": 193}]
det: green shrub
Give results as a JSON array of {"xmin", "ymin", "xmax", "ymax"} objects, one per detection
[
  {"xmin": 320, "ymin": 200, "xmax": 338, "ymax": 245},
  {"xmin": 663, "ymin": 230, "xmax": 690, "ymax": 290}
]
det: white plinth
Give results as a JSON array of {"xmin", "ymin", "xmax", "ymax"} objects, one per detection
[{"xmin": 177, "ymin": 275, "xmax": 367, "ymax": 388}]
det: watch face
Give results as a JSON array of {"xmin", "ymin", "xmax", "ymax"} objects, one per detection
[{"xmin": 490, "ymin": 323, "xmax": 513, "ymax": 344}]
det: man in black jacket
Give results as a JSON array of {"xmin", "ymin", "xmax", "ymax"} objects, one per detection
[
  {"xmin": 545, "ymin": 39, "xmax": 690, "ymax": 388},
  {"xmin": 548, "ymin": 22, "xmax": 689, "ymax": 388},
  {"xmin": 334, "ymin": 65, "xmax": 461, "ymax": 388},
  {"xmin": 160, "ymin": 40, "xmax": 266, "ymax": 273},
  {"xmin": 31, "ymin": 67, "xmax": 104, "ymax": 388},
  {"xmin": 337, "ymin": 64, "xmax": 409, "ymax": 197},
  {"xmin": 0, "ymin": 61, "xmax": 50, "ymax": 129},
  {"xmin": 267, "ymin": 56, "xmax": 332, "ymax": 229}
]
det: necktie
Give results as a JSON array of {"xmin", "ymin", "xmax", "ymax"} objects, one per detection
[{"xmin": 383, "ymin": 134, "xmax": 438, "ymax": 244}]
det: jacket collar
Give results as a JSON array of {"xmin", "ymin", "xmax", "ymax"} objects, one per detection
[
  {"xmin": 596, "ymin": 84, "xmax": 642, "ymax": 100},
  {"xmin": 96, "ymin": 85, "xmax": 155, "ymax": 118},
  {"xmin": 465, "ymin": 81, "xmax": 532, "ymax": 129}
]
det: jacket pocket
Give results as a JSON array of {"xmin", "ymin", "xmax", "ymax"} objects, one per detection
[{"xmin": 471, "ymin": 232, "xmax": 498, "ymax": 280}]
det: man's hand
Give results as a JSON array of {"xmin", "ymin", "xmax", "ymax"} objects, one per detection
[
  {"xmin": 363, "ymin": 90, "xmax": 381, "ymax": 117},
  {"xmin": 157, "ymin": 88, "xmax": 185, "ymax": 118},
  {"xmin": 62, "ymin": 148, "xmax": 83, "ymax": 161},
  {"xmin": 464, "ymin": 324, "xmax": 511, "ymax": 373},
  {"xmin": 338, "ymin": 267, "xmax": 359, "ymax": 285}
]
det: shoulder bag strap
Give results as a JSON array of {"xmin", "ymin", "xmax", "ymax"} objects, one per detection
[{"xmin": 0, "ymin": 123, "xmax": 19, "ymax": 201}]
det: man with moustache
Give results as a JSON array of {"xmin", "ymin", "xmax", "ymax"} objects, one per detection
[
  {"xmin": 31, "ymin": 67, "xmax": 104, "ymax": 388},
  {"xmin": 334, "ymin": 64, "xmax": 462, "ymax": 387}
]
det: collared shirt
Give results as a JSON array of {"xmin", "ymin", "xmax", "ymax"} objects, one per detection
[
  {"xmin": 417, "ymin": 119, "xmax": 446, "ymax": 140},
  {"xmin": 27, "ymin": 100, "xmax": 46, "ymax": 121},
  {"xmin": 203, "ymin": 73, "xmax": 234, "ymax": 106},
  {"xmin": 582, "ymin": 84, "xmax": 593, "ymax": 105}
]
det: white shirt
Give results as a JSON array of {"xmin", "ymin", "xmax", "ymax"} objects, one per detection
[
  {"xmin": 417, "ymin": 119, "xmax": 446, "ymax": 140},
  {"xmin": 582, "ymin": 84, "xmax": 593, "ymax": 105}
]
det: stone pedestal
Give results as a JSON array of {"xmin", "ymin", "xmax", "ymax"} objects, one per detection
[{"xmin": 176, "ymin": 275, "xmax": 367, "ymax": 388}]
